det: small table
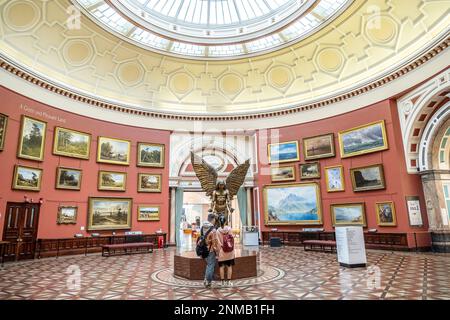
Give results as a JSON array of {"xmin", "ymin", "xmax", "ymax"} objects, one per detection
[{"xmin": 0, "ymin": 241, "xmax": 9, "ymax": 267}]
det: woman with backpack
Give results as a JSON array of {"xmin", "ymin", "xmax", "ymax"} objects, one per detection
[{"xmin": 215, "ymin": 214, "xmax": 235, "ymax": 287}]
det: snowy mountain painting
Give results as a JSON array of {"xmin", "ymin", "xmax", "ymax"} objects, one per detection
[{"xmin": 266, "ymin": 184, "xmax": 321, "ymax": 224}]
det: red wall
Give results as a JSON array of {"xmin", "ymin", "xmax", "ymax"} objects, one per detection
[
  {"xmin": 0, "ymin": 86, "xmax": 171, "ymax": 239},
  {"xmin": 256, "ymin": 99, "xmax": 431, "ymax": 248}
]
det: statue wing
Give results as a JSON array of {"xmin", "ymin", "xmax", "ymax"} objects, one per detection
[
  {"xmin": 190, "ymin": 151, "xmax": 217, "ymax": 198},
  {"xmin": 226, "ymin": 159, "xmax": 250, "ymax": 199}
]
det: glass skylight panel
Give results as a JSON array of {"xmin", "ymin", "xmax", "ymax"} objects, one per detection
[
  {"xmin": 171, "ymin": 42, "xmax": 205, "ymax": 56},
  {"xmin": 209, "ymin": 44, "xmax": 245, "ymax": 56}
]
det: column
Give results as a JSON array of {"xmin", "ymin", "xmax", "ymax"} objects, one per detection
[{"xmin": 169, "ymin": 187, "xmax": 176, "ymax": 245}]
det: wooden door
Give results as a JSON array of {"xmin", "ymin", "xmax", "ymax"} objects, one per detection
[{"xmin": 2, "ymin": 202, "xmax": 40, "ymax": 261}]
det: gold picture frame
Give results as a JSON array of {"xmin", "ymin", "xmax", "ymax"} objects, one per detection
[
  {"xmin": 138, "ymin": 173, "xmax": 162, "ymax": 193},
  {"xmin": 350, "ymin": 164, "xmax": 386, "ymax": 192},
  {"xmin": 270, "ymin": 165, "xmax": 296, "ymax": 182},
  {"xmin": 137, "ymin": 205, "xmax": 161, "ymax": 221},
  {"xmin": 17, "ymin": 115, "xmax": 47, "ymax": 161},
  {"xmin": 12, "ymin": 165, "xmax": 43, "ymax": 191},
  {"xmin": 303, "ymin": 133, "xmax": 335, "ymax": 160},
  {"xmin": 57, "ymin": 206, "xmax": 78, "ymax": 224},
  {"xmin": 56, "ymin": 167, "xmax": 82, "ymax": 190},
  {"xmin": 338, "ymin": 120, "xmax": 388, "ymax": 158},
  {"xmin": 87, "ymin": 197, "xmax": 132, "ymax": 231},
  {"xmin": 137, "ymin": 142, "xmax": 165, "ymax": 167},
  {"xmin": 97, "ymin": 136, "xmax": 131, "ymax": 166},
  {"xmin": 267, "ymin": 140, "xmax": 299, "ymax": 164},
  {"xmin": 98, "ymin": 171, "xmax": 127, "ymax": 191},
  {"xmin": 324, "ymin": 165, "xmax": 345, "ymax": 192},
  {"xmin": 299, "ymin": 162, "xmax": 320, "ymax": 179},
  {"xmin": 263, "ymin": 182, "xmax": 323, "ymax": 225},
  {"xmin": 0, "ymin": 113, "xmax": 8, "ymax": 151},
  {"xmin": 375, "ymin": 201, "xmax": 397, "ymax": 227},
  {"xmin": 53, "ymin": 127, "xmax": 91, "ymax": 159},
  {"xmin": 330, "ymin": 203, "xmax": 367, "ymax": 227}
]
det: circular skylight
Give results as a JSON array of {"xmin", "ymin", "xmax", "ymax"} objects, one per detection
[{"xmin": 75, "ymin": 0, "xmax": 352, "ymax": 59}]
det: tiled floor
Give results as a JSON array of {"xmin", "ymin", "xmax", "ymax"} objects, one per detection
[{"xmin": 0, "ymin": 247, "xmax": 449, "ymax": 300}]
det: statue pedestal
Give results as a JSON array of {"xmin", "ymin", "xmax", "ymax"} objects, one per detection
[{"xmin": 174, "ymin": 249, "xmax": 258, "ymax": 280}]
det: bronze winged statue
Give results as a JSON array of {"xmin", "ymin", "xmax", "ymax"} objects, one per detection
[{"xmin": 190, "ymin": 151, "xmax": 250, "ymax": 227}]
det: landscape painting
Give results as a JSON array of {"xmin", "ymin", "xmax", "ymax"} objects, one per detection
[
  {"xmin": 350, "ymin": 164, "xmax": 385, "ymax": 192},
  {"xmin": 300, "ymin": 162, "xmax": 320, "ymax": 179},
  {"xmin": 56, "ymin": 167, "xmax": 82, "ymax": 190},
  {"xmin": 264, "ymin": 183, "xmax": 322, "ymax": 225},
  {"xmin": 375, "ymin": 202, "xmax": 397, "ymax": 226},
  {"xmin": 268, "ymin": 141, "xmax": 299, "ymax": 164},
  {"xmin": 53, "ymin": 127, "xmax": 91, "ymax": 159},
  {"xmin": 339, "ymin": 121, "xmax": 388, "ymax": 158},
  {"xmin": 138, "ymin": 205, "xmax": 160, "ymax": 221},
  {"xmin": 331, "ymin": 203, "xmax": 366, "ymax": 226},
  {"xmin": 97, "ymin": 137, "xmax": 130, "ymax": 165},
  {"xmin": 98, "ymin": 171, "xmax": 127, "ymax": 191},
  {"xmin": 138, "ymin": 173, "xmax": 162, "ymax": 192},
  {"xmin": 137, "ymin": 143, "xmax": 165, "ymax": 167},
  {"xmin": 17, "ymin": 116, "xmax": 47, "ymax": 161},
  {"xmin": 325, "ymin": 165, "xmax": 345, "ymax": 192},
  {"xmin": 0, "ymin": 113, "xmax": 7, "ymax": 151},
  {"xmin": 271, "ymin": 166, "xmax": 296, "ymax": 182},
  {"xmin": 303, "ymin": 133, "xmax": 335, "ymax": 160},
  {"xmin": 57, "ymin": 206, "xmax": 78, "ymax": 224},
  {"xmin": 12, "ymin": 165, "xmax": 43, "ymax": 191},
  {"xmin": 88, "ymin": 197, "xmax": 132, "ymax": 230}
]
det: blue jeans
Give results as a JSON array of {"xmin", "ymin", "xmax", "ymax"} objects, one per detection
[{"xmin": 204, "ymin": 251, "xmax": 216, "ymax": 283}]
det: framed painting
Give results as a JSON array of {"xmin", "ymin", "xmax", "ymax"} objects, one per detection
[
  {"xmin": 299, "ymin": 162, "xmax": 320, "ymax": 179},
  {"xmin": 17, "ymin": 115, "xmax": 47, "ymax": 161},
  {"xmin": 57, "ymin": 206, "xmax": 78, "ymax": 224},
  {"xmin": 97, "ymin": 137, "xmax": 131, "ymax": 166},
  {"xmin": 138, "ymin": 205, "xmax": 160, "ymax": 221},
  {"xmin": 325, "ymin": 165, "xmax": 345, "ymax": 192},
  {"xmin": 137, "ymin": 143, "xmax": 165, "ymax": 167},
  {"xmin": 303, "ymin": 133, "xmax": 335, "ymax": 160},
  {"xmin": 56, "ymin": 167, "xmax": 82, "ymax": 190},
  {"xmin": 264, "ymin": 182, "xmax": 322, "ymax": 225},
  {"xmin": 331, "ymin": 203, "xmax": 366, "ymax": 227},
  {"xmin": 53, "ymin": 127, "xmax": 91, "ymax": 159},
  {"xmin": 98, "ymin": 171, "xmax": 127, "ymax": 191},
  {"xmin": 138, "ymin": 173, "xmax": 162, "ymax": 192},
  {"xmin": 339, "ymin": 120, "xmax": 388, "ymax": 158},
  {"xmin": 0, "ymin": 113, "xmax": 8, "ymax": 151},
  {"xmin": 87, "ymin": 197, "xmax": 132, "ymax": 231},
  {"xmin": 267, "ymin": 140, "xmax": 299, "ymax": 164},
  {"xmin": 375, "ymin": 201, "xmax": 397, "ymax": 226},
  {"xmin": 270, "ymin": 166, "xmax": 296, "ymax": 182},
  {"xmin": 12, "ymin": 165, "xmax": 43, "ymax": 191},
  {"xmin": 350, "ymin": 164, "xmax": 385, "ymax": 192}
]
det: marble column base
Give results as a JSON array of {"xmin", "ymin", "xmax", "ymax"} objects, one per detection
[{"xmin": 431, "ymin": 231, "xmax": 450, "ymax": 253}]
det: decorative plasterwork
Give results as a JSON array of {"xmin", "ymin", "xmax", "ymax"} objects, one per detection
[
  {"xmin": 397, "ymin": 68, "xmax": 450, "ymax": 174},
  {"xmin": 0, "ymin": 0, "xmax": 449, "ymax": 118}
]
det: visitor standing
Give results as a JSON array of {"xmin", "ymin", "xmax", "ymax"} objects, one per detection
[
  {"xmin": 198, "ymin": 213, "xmax": 219, "ymax": 288},
  {"xmin": 216, "ymin": 214, "xmax": 235, "ymax": 287}
]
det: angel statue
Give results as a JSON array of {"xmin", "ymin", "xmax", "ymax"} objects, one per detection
[{"xmin": 190, "ymin": 152, "xmax": 250, "ymax": 227}]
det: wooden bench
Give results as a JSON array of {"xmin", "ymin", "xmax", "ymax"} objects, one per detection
[
  {"xmin": 303, "ymin": 240, "xmax": 337, "ymax": 253},
  {"xmin": 102, "ymin": 242, "xmax": 154, "ymax": 257}
]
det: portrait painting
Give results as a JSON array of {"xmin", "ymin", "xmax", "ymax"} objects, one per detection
[
  {"xmin": 299, "ymin": 162, "xmax": 320, "ymax": 179},
  {"xmin": 375, "ymin": 202, "xmax": 397, "ymax": 226},
  {"xmin": 264, "ymin": 183, "xmax": 322, "ymax": 225},
  {"xmin": 331, "ymin": 203, "xmax": 366, "ymax": 227},
  {"xmin": 303, "ymin": 133, "xmax": 335, "ymax": 160},
  {"xmin": 17, "ymin": 116, "xmax": 47, "ymax": 161},
  {"xmin": 12, "ymin": 165, "xmax": 43, "ymax": 191},
  {"xmin": 98, "ymin": 171, "xmax": 127, "ymax": 191},
  {"xmin": 0, "ymin": 113, "xmax": 8, "ymax": 151},
  {"xmin": 57, "ymin": 206, "xmax": 78, "ymax": 224},
  {"xmin": 97, "ymin": 137, "xmax": 130, "ymax": 165},
  {"xmin": 137, "ymin": 143, "xmax": 165, "ymax": 167},
  {"xmin": 138, "ymin": 205, "xmax": 160, "ymax": 221},
  {"xmin": 56, "ymin": 167, "xmax": 82, "ymax": 190},
  {"xmin": 339, "ymin": 121, "xmax": 388, "ymax": 158},
  {"xmin": 325, "ymin": 165, "xmax": 345, "ymax": 192},
  {"xmin": 271, "ymin": 166, "xmax": 296, "ymax": 182},
  {"xmin": 53, "ymin": 127, "xmax": 91, "ymax": 159},
  {"xmin": 88, "ymin": 197, "xmax": 132, "ymax": 231},
  {"xmin": 138, "ymin": 173, "xmax": 162, "ymax": 192},
  {"xmin": 350, "ymin": 164, "xmax": 385, "ymax": 192},
  {"xmin": 268, "ymin": 141, "xmax": 299, "ymax": 164}
]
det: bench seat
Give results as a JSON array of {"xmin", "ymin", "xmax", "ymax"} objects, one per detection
[
  {"xmin": 303, "ymin": 240, "xmax": 337, "ymax": 253},
  {"xmin": 102, "ymin": 242, "xmax": 154, "ymax": 257}
]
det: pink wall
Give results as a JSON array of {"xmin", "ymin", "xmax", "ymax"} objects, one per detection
[
  {"xmin": 0, "ymin": 86, "xmax": 171, "ymax": 239},
  {"xmin": 256, "ymin": 99, "xmax": 430, "ymax": 248}
]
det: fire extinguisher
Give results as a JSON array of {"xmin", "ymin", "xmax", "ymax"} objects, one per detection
[{"xmin": 158, "ymin": 236, "xmax": 164, "ymax": 248}]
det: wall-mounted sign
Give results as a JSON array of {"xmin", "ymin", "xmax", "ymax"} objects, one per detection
[{"xmin": 406, "ymin": 196, "xmax": 423, "ymax": 227}]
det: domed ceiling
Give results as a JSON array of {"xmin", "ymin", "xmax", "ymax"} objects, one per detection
[{"xmin": 0, "ymin": 0, "xmax": 449, "ymax": 120}]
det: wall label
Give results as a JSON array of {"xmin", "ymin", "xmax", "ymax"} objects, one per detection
[{"xmin": 20, "ymin": 103, "xmax": 66, "ymax": 123}]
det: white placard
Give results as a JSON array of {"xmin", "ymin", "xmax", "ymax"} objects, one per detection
[
  {"xmin": 335, "ymin": 226, "xmax": 367, "ymax": 267},
  {"xmin": 441, "ymin": 208, "xmax": 449, "ymax": 226},
  {"xmin": 406, "ymin": 197, "xmax": 423, "ymax": 226}
]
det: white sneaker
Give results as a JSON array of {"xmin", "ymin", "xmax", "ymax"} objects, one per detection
[{"xmin": 227, "ymin": 280, "xmax": 233, "ymax": 287}]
